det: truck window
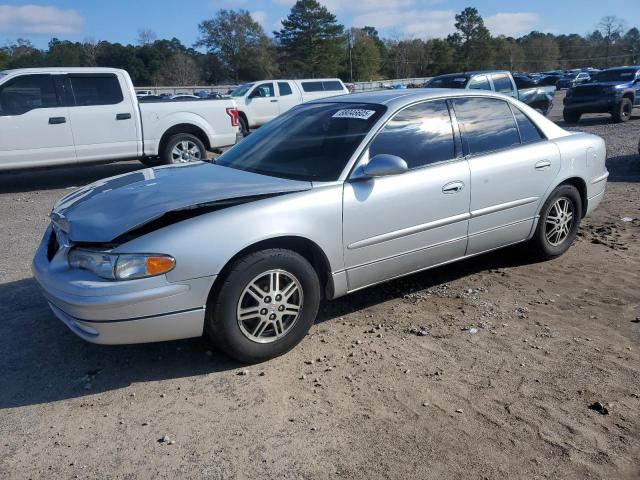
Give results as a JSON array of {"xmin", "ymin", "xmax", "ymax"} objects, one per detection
[
  {"xmin": 69, "ymin": 74, "xmax": 123, "ymax": 106},
  {"xmin": 301, "ymin": 81, "xmax": 324, "ymax": 93},
  {"xmin": 322, "ymin": 81, "xmax": 343, "ymax": 91},
  {"xmin": 0, "ymin": 74, "xmax": 58, "ymax": 115},
  {"xmin": 252, "ymin": 83, "xmax": 274, "ymax": 98},
  {"xmin": 278, "ymin": 82, "xmax": 293, "ymax": 96},
  {"xmin": 453, "ymin": 97, "xmax": 520, "ymax": 155},
  {"xmin": 492, "ymin": 74, "xmax": 514, "ymax": 93},
  {"xmin": 467, "ymin": 76, "xmax": 491, "ymax": 90}
]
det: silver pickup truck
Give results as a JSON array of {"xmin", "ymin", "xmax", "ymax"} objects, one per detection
[{"xmin": 425, "ymin": 70, "xmax": 556, "ymax": 116}]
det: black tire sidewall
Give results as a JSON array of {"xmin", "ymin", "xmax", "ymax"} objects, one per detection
[
  {"xmin": 534, "ymin": 185, "xmax": 582, "ymax": 258},
  {"xmin": 612, "ymin": 98, "xmax": 632, "ymax": 123},
  {"xmin": 207, "ymin": 249, "xmax": 321, "ymax": 364},
  {"xmin": 563, "ymin": 110, "xmax": 580, "ymax": 123},
  {"xmin": 162, "ymin": 133, "xmax": 207, "ymax": 165},
  {"xmin": 239, "ymin": 117, "xmax": 249, "ymax": 137}
]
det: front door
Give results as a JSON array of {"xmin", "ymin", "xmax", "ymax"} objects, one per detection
[
  {"xmin": 451, "ymin": 96, "xmax": 560, "ymax": 255},
  {"xmin": 247, "ymin": 82, "xmax": 279, "ymax": 125},
  {"xmin": 343, "ymin": 99, "xmax": 471, "ymax": 291},
  {"xmin": 0, "ymin": 73, "xmax": 75, "ymax": 169}
]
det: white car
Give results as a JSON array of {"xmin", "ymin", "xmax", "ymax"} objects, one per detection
[
  {"xmin": 0, "ymin": 67, "xmax": 241, "ymax": 170},
  {"xmin": 230, "ymin": 78, "xmax": 349, "ymax": 135}
]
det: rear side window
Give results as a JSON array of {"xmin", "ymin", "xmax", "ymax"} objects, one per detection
[
  {"xmin": 453, "ymin": 97, "xmax": 520, "ymax": 155},
  {"xmin": 492, "ymin": 74, "xmax": 514, "ymax": 93},
  {"xmin": 278, "ymin": 82, "xmax": 292, "ymax": 96},
  {"xmin": 301, "ymin": 81, "xmax": 323, "ymax": 92},
  {"xmin": 69, "ymin": 75, "xmax": 123, "ymax": 106},
  {"xmin": 510, "ymin": 105, "xmax": 544, "ymax": 144},
  {"xmin": 467, "ymin": 75, "xmax": 491, "ymax": 90},
  {"xmin": 369, "ymin": 99, "xmax": 455, "ymax": 169},
  {"xmin": 322, "ymin": 81, "xmax": 343, "ymax": 91},
  {"xmin": 0, "ymin": 74, "xmax": 58, "ymax": 115}
]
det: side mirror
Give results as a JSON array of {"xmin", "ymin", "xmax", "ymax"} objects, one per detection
[{"xmin": 352, "ymin": 154, "xmax": 408, "ymax": 180}]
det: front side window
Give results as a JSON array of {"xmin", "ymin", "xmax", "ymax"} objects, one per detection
[
  {"xmin": 510, "ymin": 105, "xmax": 544, "ymax": 144},
  {"xmin": 278, "ymin": 82, "xmax": 293, "ymax": 96},
  {"xmin": 467, "ymin": 76, "xmax": 491, "ymax": 90},
  {"xmin": 252, "ymin": 83, "xmax": 274, "ymax": 98},
  {"xmin": 453, "ymin": 97, "xmax": 520, "ymax": 155},
  {"xmin": 0, "ymin": 74, "xmax": 58, "ymax": 115},
  {"xmin": 369, "ymin": 99, "xmax": 455, "ymax": 170},
  {"xmin": 69, "ymin": 75, "xmax": 123, "ymax": 106},
  {"xmin": 216, "ymin": 102, "xmax": 386, "ymax": 181},
  {"xmin": 231, "ymin": 83, "xmax": 254, "ymax": 97},
  {"xmin": 492, "ymin": 74, "xmax": 514, "ymax": 93}
]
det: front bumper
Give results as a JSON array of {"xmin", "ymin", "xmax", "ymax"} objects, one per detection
[
  {"xmin": 563, "ymin": 96, "xmax": 616, "ymax": 113},
  {"xmin": 32, "ymin": 225, "xmax": 215, "ymax": 344}
]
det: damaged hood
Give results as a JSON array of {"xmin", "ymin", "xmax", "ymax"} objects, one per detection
[{"xmin": 51, "ymin": 162, "xmax": 312, "ymax": 243}]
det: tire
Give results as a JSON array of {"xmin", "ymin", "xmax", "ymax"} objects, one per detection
[
  {"xmin": 563, "ymin": 110, "xmax": 581, "ymax": 124},
  {"xmin": 139, "ymin": 156, "xmax": 163, "ymax": 168},
  {"xmin": 611, "ymin": 97, "xmax": 633, "ymax": 123},
  {"xmin": 239, "ymin": 116, "xmax": 250, "ymax": 137},
  {"xmin": 530, "ymin": 184, "xmax": 582, "ymax": 260},
  {"xmin": 160, "ymin": 133, "xmax": 207, "ymax": 165},
  {"xmin": 205, "ymin": 249, "xmax": 321, "ymax": 364}
]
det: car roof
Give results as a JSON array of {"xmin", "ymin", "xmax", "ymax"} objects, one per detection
[
  {"xmin": 311, "ymin": 88, "xmax": 513, "ymax": 108},
  {"xmin": 431, "ymin": 70, "xmax": 510, "ymax": 78},
  {"xmin": 600, "ymin": 66, "xmax": 640, "ymax": 71},
  {"xmin": 1, "ymin": 67, "xmax": 125, "ymax": 75}
]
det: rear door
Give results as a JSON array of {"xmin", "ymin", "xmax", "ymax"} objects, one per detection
[
  {"xmin": 66, "ymin": 72, "xmax": 139, "ymax": 162},
  {"xmin": 277, "ymin": 81, "xmax": 298, "ymax": 114},
  {"xmin": 0, "ymin": 73, "xmax": 75, "ymax": 169},
  {"xmin": 452, "ymin": 96, "xmax": 560, "ymax": 255},
  {"xmin": 491, "ymin": 73, "xmax": 517, "ymax": 98},
  {"xmin": 343, "ymin": 99, "xmax": 470, "ymax": 290},
  {"xmin": 248, "ymin": 82, "xmax": 279, "ymax": 125}
]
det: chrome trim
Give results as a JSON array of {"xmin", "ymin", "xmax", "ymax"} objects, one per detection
[
  {"xmin": 470, "ymin": 197, "xmax": 539, "ymax": 218},
  {"xmin": 347, "ymin": 212, "xmax": 470, "ymax": 250}
]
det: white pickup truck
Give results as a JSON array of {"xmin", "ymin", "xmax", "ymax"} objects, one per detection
[
  {"xmin": 0, "ymin": 67, "xmax": 240, "ymax": 170},
  {"xmin": 230, "ymin": 78, "xmax": 349, "ymax": 135}
]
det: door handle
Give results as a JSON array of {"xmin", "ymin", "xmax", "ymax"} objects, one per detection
[
  {"xmin": 442, "ymin": 181, "xmax": 465, "ymax": 194},
  {"xmin": 48, "ymin": 117, "xmax": 66, "ymax": 125},
  {"xmin": 116, "ymin": 113, "xmax": 132, "ymax": 120},
  {"xmin": 535, "ymin": 160, "xmax": 551, "ymax": 170},
  {"xmin": 270, "ymin": 99, "xmax": 278, "ymax": 103}
]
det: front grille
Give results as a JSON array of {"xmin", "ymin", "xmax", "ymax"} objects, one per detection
[
  {"xmin": 47, "ymin": 230, "xmax": 60, "ymax": 261},
  {"xmin": 573, "ymin": 86, "xmax": 606, "ymax": 97}
]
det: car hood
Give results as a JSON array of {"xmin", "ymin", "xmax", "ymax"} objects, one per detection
[
  {"xmin": 576, "ymin": 81, "xmax": 631, "ymax": 88},
  {"xmin": 51, "ymin": 162, "xmax": 312, "ymax": 243}
]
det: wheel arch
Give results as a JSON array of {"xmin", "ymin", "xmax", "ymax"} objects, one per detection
[
  {"xmin": 208, "ymin": 235, "xmax": 334, "ymax": 305},
  {"xmin": 557, "ymin": 176, "xmax": 588, "ymax": 218},
  {"xmin": 158, "ymin": 123, "xmax": 211, "ymax": 154}
]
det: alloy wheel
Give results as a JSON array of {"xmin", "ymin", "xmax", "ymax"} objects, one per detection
[
  {"xmin": 545, "ymin": 197, "xmax": 574, "ymax": 246},
  {"xmin": 171, "ymin": 140, "xmax": 201, "ymax": 163},
  {"xmin": 236, "ymin": 269, "xmax": 303, "ymax": 344}
]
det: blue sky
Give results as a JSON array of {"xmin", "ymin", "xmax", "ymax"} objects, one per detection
[{"xmin": 0, "ymin": 1, "xmax": 638, "ymax": 49}]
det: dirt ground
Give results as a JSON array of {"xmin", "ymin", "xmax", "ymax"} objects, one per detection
[{"xmin": 1, "ymin": 92, "xmax": 639, "ymax": 479}]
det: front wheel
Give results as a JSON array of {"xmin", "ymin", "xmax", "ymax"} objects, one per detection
[
  {"xmin": 563, "ymin": 110, "xmax": 581, "ymax": 124},
  {"xmin": 239, "ymin": 116, "xmax": 250, "ymax": 137},
  {"xmin": 161, "ymin": 133, "xmax": 207, "ymax": 165},
  {"xmin": 205, "ymin": 249, "xmax": 321, "ymax": 363},
  {"xmin": 612, "ymin": 97, "xmax": 633, "ymax": 123},
  {"xmin": 530, "ymin": 185, "xmax": 582, "ymax": 260}
]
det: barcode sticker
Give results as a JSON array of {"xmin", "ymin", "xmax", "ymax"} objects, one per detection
[{"xmin": 332, "ymin": 109, "xmax": 376, "ymax": 120}]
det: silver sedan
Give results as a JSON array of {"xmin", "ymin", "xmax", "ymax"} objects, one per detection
[{"xmin": 33, "ymin": 89, "xmax": 608, "ymax": 363}]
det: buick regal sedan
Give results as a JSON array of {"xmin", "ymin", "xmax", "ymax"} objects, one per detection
[{"xmin": 33, "ymin": 90, "xmax": 608, "ymax": 363}]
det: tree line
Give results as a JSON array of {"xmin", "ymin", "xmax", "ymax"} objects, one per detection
[{"xmin": 1, "ymin": 1, "xmax": 638, "ymax": 86}]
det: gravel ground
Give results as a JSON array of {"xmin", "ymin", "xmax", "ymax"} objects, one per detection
[{"xmin": 0, "ymin": 91, "xmax": 639, "ymax": 479}]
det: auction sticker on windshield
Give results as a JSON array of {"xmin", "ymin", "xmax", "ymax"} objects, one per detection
[{"xmin": 332, "ymin": 109, "xmax": 377, "ymax": 120}]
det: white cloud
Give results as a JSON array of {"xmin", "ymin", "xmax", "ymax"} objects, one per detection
[
  {"xmin": 353, "ymin": 9, "xmax": 455, "ymax": 38},
  {"xmin": 251, "ymin": 10, "xmax": 268, "ymax": 28},
  {"xmin": 485, "ymin": 12, "xmax": 539, "ymax": 38},
  {"xmin": 0, "ymin": 4, "xmax": 84, "ymax": 35}
]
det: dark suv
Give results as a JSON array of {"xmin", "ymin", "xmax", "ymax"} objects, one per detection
[{"xmin": 563, "ymin": 66, "xmax": 640, "ymax": 123}]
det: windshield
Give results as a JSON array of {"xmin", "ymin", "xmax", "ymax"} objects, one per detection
[
  {"xmin": 426, "ymin": 76, "xmax": 468, "ymax": 89},
  {"xmin": 0, "ymin": 72, "xmax": 7, "ymax": 80},
  {"xmin": 231, "ymin": 83, "xmax": 254, "ymax": 97},
  {"xmin": 216, "ymin": 102, "xmax": 386, "ymax": 181},
  {"xmin": 591, "ymin": 69, "xmax": 637, "ymax": 82}
]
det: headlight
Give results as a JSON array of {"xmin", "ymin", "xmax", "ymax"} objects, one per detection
[{"xmin": 68, "ymin": 249, "xmax": 175, "ymax": 280}]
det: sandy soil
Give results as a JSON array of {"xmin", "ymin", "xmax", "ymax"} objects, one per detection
[{"xmin": 0, "ymin": 92, "xmax": 639, "ymax": 479}]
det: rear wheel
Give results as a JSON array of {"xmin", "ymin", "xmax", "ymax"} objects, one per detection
[
  {"xmin": 563, "ymin": 110, "xmax": 581, "ymax": 124},
  {"xmin": 161, "ymin": 133, "xmax": 207, "ymax": 165},
  {"xmin": 612, "ymin": 97, "xmax": 633, "ymax": 123},
  {"xmin": 239, "ymin": 116, "xmax": 250, "ymax": 137},
  {"xmin": 530, "ymin": 184, "xmax": 582, "ymax": 260},
  {"xmin": 205, "ymin": 249, "xmax": 321, "ymax": 364}
]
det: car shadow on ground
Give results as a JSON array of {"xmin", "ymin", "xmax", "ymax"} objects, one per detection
[
  {"xmin": 606, "ymin": 154, "xmax": 640, "ymax": 183},
  {"xmin": 0, "ymin": 245, "xmax": 541, "ymax": 410},
  {"xmin": 554, "ymin": 113, "xmax": 640, "ymax": 128},
  {"xmin": 0, "ymin": 161, "xmax": 146, "ymax": 193}
]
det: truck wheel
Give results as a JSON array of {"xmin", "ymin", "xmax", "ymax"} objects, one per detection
[
  {"xmin": 140, "ymin": 156, "xmax": 162, "ymax": 168},
  {"xmin": 205, "ymin": 249, "xmax": 321, "ymax": 364},
  {"xmin": 161, "ymin": 133, "xmax": 207, "ymax": 165},
  {"xmin": 563, "ymin": 110, "xmax": 581, "ymax": 124},
  {"xmin": 239, "ymin": 116, "xmax": 250, "ymax": 137},
  {"xmin": 612, "ymin": 97, "xmax": 633, "ymax": 123}
]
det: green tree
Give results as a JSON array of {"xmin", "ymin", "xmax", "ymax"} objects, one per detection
[
  {"xmin": 622, "ymin": 27, "xmax": 640, "ymax": 64},
  {"xmin": 447, "ymin": 7, "xmax": 493, "ymax": 70},
  {"xmin": 518, "ymin": 32, "xmax": 560, "ymax": 71},
  {"xmin": 492, "ymin": 36, "xmax": 524, "ymax": 71},
  {"xmin": 345, "ymin": 28, "xmax": 381, "ymax": 81},
  {"xmin": 274, "ymin": 0, "xmax": 345, "ymax": 77},
  {"xmin": 597, "ymin": 16, "xmax": 625, "ymax": 67},
  {"xmin": 196, "ymin": 9, "xmax": 276, "ymax": 82}
]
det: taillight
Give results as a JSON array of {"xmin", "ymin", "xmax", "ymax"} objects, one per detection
[{"xmin": 226, "ymin": 107, "xmax": 240, "ymax": 127}]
